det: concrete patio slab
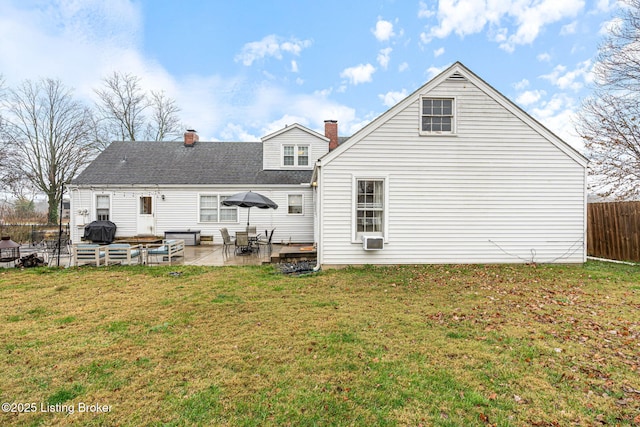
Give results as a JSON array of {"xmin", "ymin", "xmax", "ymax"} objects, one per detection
[{"xmin": 5, "ymin": 243, "xmax": 317, "ymax": 268}]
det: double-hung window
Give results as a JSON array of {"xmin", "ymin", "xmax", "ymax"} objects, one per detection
[
  {"xmin": 355, "ymin": 179, "xmax": 385, "ymax": 237},
  {"xmin": 288, "ymin": 194, "xmax": 303, "ymax": 215},
  {"xmin": 96, "ymin": 195, "xmax": 110, "ymax": 221},
  {"xmin": 219, "ymin": 196, "xmax": 238, "ymax": 222},
  {"xmin": 199, "ymin": 195, "xmax": 238, "ymax": 223},
  {"xmin": 200, "ymin": 195, "xmax": 218, "ymax": 222},
  {"xmin": 421, "ymin": 97, "xmax": 454, "ymax": 134},
  {"xmin": 282, "ymin": 144, "xmax": 309, "ymax": 167}
]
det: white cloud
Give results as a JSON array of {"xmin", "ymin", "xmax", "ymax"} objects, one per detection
[
  {"xmin": 340, "ymin": 64, "xmax": 376, "ymax": 85},
  {"xmin": 516, "ymin": 89, "xmax": 546, "ymax": 106},
  {"xmin": 234, "ymin": 35, "xmax": 312, "ymax": 66},
  {"xmin": 530, "ymin": 93, "xmax": 583, "ymax": 151},
  {"xmin": 418, "ymin": 1, "xmax": 435, "ymax": 18},
  {"xmin": 499, "ymin": 0, "xmax": 585, "ymax": 52},
  {"xmin": 434, "ymin": 47, "xmax": 445, "ymax": 57},
  {"xmin": 600, "ymin": 17, "xmax": 622, "ymax": 35},
  {"xmin": 291, "ymin": 60, "xmax": 299, "ymax": 73},
  {"xmin": 540, "ymin": 60, "xmax": 592, "ymax": 90},
  {"xmin": 422, "ymin": 0, "xmax": 585, "ymax": 52},
  {"xmin": 373, "ymin": 18, "xmax": 395, "ymax": 41},
  {"xmin": 219, "ymin": 123, "xmax": 260, "ymax": 142},
  {"xmin": 560, "ymin": 21, "xmax": 578, "ymax": 35},
  {"xmin": 513, "ymin": 79, "xmax": 530, "ymax": 90},
  {"xmin": 0, "ymin": 0, "xmax": 143, "ymax": 96},
  {"xmin": 594, "ymin": 0, "xmax": 616, "ymax": 13},
  {"xmin": 426, "ymin": 65, "xmax": 447, "ymax": 79},
  {"xmin": 398, "ymin": 62, "xmax": 409, "ymax": 72},
  {"xmin": 537, "ymin": 52, "xmax": 552, "ymax": 62},
  {"xmin": 377, "ymin": 47, "xmax": 393, "ymax": 69},
  {"xmin": 379, "ymin": 90, "xmax": 408, "ymax": 107}
]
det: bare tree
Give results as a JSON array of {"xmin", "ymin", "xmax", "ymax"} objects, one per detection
[
  {"xmin": 3, "ymin": 78, "xmax": 95, "ymax": 224},
  {"xmin": 576, "ymin": 0, "xmax": 640, "ymax": 199},
  {"xmin": 94, "ymin": 72, "xmax": 182, "ymax": 148},
  {"xmin": 147, "ymin": 90, "xmax": 181, "ymax": 141},
  {"xmin": 0, "ymin": 74, "xmax": 14, "ymax": 195}
]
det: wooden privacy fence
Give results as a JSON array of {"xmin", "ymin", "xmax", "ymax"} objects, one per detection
[{"xmin": 587, "ymin": 201, "xmax": 640, "ymax": 262}]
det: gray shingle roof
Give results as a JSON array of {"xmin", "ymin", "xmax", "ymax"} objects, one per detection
[{"xmin": 72, "ymin": 141, "xmax": 313, "ymax": 186}]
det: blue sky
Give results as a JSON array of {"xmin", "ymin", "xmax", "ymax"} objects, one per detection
[{"xmin": 0, "ymin": 0, "xmax": 619, "ymax": 151}]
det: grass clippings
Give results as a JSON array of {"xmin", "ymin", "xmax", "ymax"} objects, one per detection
[{"xmin": 0, "ymin": 262, "xmax": 638, "ymax": 426}]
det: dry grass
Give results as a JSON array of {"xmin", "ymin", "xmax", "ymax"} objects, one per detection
[{"xmin": 0, "ymin": 262, "xmax": 639, "ymax": 426}]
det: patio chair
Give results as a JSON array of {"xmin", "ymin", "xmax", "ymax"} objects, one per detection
[
  {"xmin": 146, "ymin": 239, "xmax": 185, "ymax": 264},
  {"xmin": 246, "ymin": 225, "xmax": 257, "ymax": 234},
  {"xmin": 220, "ymin": 228, "xmax": 235, "ymax": 255},
  {"xmin": 105, "ymin": 243, "xmax": 142, "ymax": 266},
  {"xmin": 44, "ymin": 236, "xmax": 71, "ymax": 267},
  {"xmin": 257, "ymin": 228, "xmax": 275, "ymax": 255},
  {"xmin": 72, "ymin": 243, "xmax": 107, "ymax": 266},
  {"xmin": 234, "ymin": 232, "xmax": 251, "ymax": 255}
]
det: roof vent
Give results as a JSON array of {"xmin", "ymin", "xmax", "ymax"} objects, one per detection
[{"xmin": 448, "ymin": 71, "xmax": 467, "ymax": 81}]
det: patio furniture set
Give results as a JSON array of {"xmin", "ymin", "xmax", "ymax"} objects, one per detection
[
  {"xmin": 71, "ymin": 239, "xmax": 185, "ymax": 266},
  {"xmin": 220, "ymin": 227, "xmax": 275, "ymax": 256}
]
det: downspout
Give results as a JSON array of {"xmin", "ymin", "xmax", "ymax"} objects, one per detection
[{"xmin": 313, "ymin": 161, "xmax": 322, "ymax": 272}]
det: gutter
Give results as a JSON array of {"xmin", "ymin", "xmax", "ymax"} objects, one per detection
[{"xmin": 313, "ymin": 160, "xmax": 322, "ymax": 272}]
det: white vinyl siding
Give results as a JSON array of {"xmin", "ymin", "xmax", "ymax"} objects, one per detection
[
  {"xmin": 262, "ymin": 125, "xmax": 329, "ymax": 170},
  {"xmin": 70, "ymin": 186, "xmax": 315, "ymax": 244},
  {"xmin": 318, "ymin": 77, "xmax": 586, "ymax": 266}
]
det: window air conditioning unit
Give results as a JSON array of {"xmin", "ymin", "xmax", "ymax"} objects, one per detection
[{"xmin": 362, "ymin": 235, "xmax": 384, "ymax": 250}]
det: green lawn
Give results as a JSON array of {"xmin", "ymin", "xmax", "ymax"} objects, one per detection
[{"xmin": 0, "ymin": 262, "xmax": 638, "ymax": 426}]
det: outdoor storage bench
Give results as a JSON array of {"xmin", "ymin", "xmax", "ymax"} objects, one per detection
[
  {"xmin": 105, "ymin": 244, "xmax": 142, "ymax": 266},
  {"xmin": 146, "ymin": 239, "xmax": 185, "ymax": 264},
  {"xmin": 72, "ymin": 243, "xmax": 107, "ymax": 266}
]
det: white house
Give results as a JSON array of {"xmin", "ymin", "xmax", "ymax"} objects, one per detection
[
  {"xmin": 68, "ymin": 123, "xmax": 334, "ymax": 245},
  {"xmin": 312, "ymin": 62, "xmax": 588, "ymax": 266},
  {"xmin": 70, "ymin": 62, "xmax": 587, "ymax": 265}
]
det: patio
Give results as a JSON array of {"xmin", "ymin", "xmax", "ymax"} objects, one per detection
[{"xmin": 3, "ymin": 243, "xmax": 317, "ymax": 268}]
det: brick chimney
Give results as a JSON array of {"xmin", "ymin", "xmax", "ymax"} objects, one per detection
[
  {"xmin": 184, "ymin": 129, "xmax": 199, "ymax": 147},
  {"xmin": 324, "ymin": 120, "xmax": 338, "ymax": 151}
]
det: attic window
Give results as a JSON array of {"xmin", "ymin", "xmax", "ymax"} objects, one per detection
[
  {"xmin": 420, "ymin": 97, "xmax": 455, "ymax": 134},
  {"xmin": 282, "ymin": 144, "xmax": 310, "ymax": 167}
]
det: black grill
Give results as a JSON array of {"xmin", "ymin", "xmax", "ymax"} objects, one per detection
[{"xmin": 83, "ymin": 221, "xmax": 117, "ymax": 244}]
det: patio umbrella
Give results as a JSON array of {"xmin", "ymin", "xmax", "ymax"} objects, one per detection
[{"xmin": 222, "ymin": 191, "xmax": 278, "ymax": 226}]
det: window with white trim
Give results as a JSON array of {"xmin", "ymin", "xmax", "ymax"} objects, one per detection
[
  {"xmin": 356, "ymin": 179, "xmax": 384, "ymax": 236},
  {"xmin": 96, "ymin": 194, "xmax": 110, "ymax": 221},
  {"xmin": 282, "ymin": 144, "xmax": 310, "ymax": 167},
  {"xmin": 199, "ymin": 195, "xmax": 238, "ymax": 223},
  {"xmin": 219, "ymin": 196, "xmax": 238, "ymax": 222},
  {"xmin": 288, "ymin": 194, "xmax": 303, "ymax": 215},
  {"xmin": 421, "ymin": 97, "xmax": 454, "ymax": 133}
]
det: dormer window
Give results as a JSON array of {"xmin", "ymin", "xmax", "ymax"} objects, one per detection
[
  {"xmin": 420, "ymin": 97, "xmax": 455, "ymax": 135},
  {"xmin": 282, "ymin": 144, "xmax": 309, "ymax": 167}
]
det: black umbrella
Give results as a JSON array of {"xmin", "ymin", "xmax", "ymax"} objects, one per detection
[{"xmin": 222, "ymin": 191, "xmax": 278, "ymax": 226}]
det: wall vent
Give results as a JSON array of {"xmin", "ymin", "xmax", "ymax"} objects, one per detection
[{"xmin": 448, "ymin": 71, "xmax": 467, "ymax": 81}]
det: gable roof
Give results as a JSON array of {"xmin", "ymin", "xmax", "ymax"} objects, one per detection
[
  {"xmin": 261, "ymin": 123, "xmax": 329, "ymax": 142},
  {"xmin": 72, "ymin": 141, "xmax": 312, "ymax": 186},
  {"xmin": 318, "ymin": 61, "xmax": 588, "ymax": 168}
]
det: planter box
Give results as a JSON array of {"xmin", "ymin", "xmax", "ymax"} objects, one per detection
[{"xmin": 164, "ymin": 230, "xmax": 201, "ymax": 246}]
